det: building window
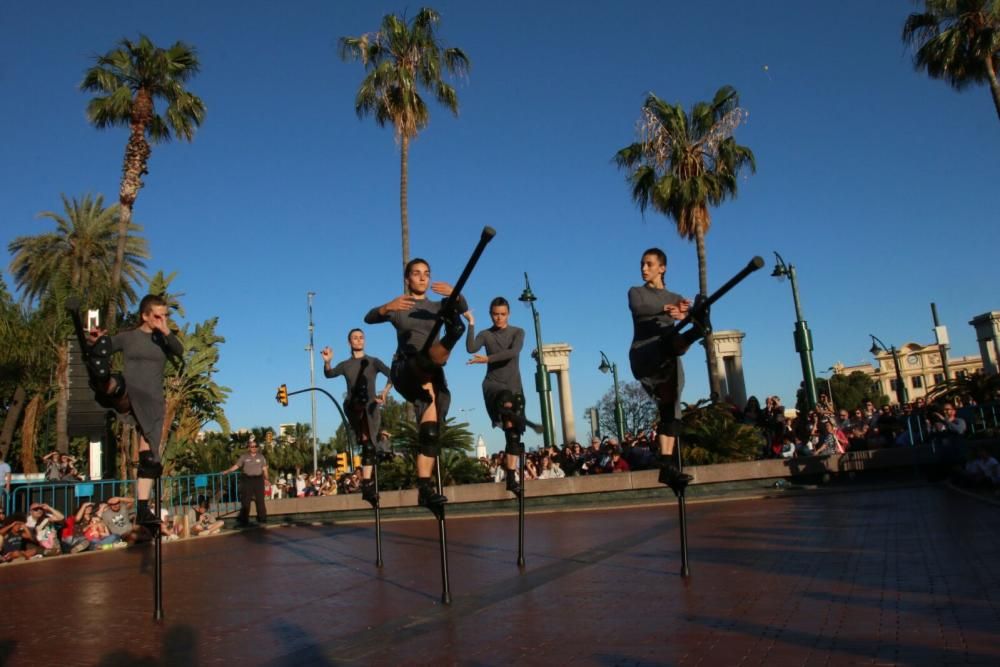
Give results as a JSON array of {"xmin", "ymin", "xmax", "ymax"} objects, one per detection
[
  {"xmin": 912, "ymin": 376, "xmax": 923, "ymax": 389},
  {"xmin": 933, "ymin": 373, "xmax": 945, "ymax": 385}
]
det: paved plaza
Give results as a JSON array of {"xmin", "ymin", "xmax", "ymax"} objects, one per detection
[{"xmin": 1, "ymin": 483, "xmax": 998, "ymax": 666}]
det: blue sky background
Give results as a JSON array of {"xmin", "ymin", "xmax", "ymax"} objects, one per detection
[{"xmin": 2, "ymin": 1, "xmax": 998, "ymax": 452}]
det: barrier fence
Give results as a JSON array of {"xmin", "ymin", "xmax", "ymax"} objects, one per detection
[{"xmin": 4, "ymin": 472, "xmax": 242, "ymax": 519}]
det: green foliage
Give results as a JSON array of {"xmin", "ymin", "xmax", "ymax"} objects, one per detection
[
  {"xmin": 7, "ymin": 194, "xmax": 148, "ymax": 310},
  {"xmin": 800, "ymin": 371, "xmax": 888, "ymax": 413},
  {"xmin": 169, "ymin": 431, "xmax": 237, "ymax": 475},
  {"xmin": 392, "ymin": 417, "xmax": 474, "ymax": 453},
  {"xmin": 81, "ymin": 35, "xmax": 206, "ymax": 142},
  {"xmin": 680, "ymin": 402, "xmax": 763, "ymax": 465},
  {"xmin": 927, "ymin": 371, "xmax": 1000, "ymax": 405},
  {"xmin": 339, "ymin": 8, "xmax": 470, "ymax": 140},
  {"xmin": 597, "ymin": 380, "xmax": 658, "ymax": 438},
  {"xmin": 902, "ymin": 2, "xmax": 1000, "ymax": 98}
]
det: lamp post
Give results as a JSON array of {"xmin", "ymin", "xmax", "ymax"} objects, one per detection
[
  {"xmin": 771, "ymin": 252, "xmax": 818, "ymax": 410},
  {"xmin": 824, "ymin": 366, "xmax": 836, "ymax": 408},
  {"xmin": 519, "ymin": 273, "xmax": 555, "ymax": 448},
  {"xmin": 598, "ymin": 352, "xmax": 626, "ymax": 441},
  {"xmin": 869, "ymin": 334, "xmax": 908, "ymax": 406},
  {"xmin": 306, "ymin": 292, "xmax": 318, "ymax": 473}
]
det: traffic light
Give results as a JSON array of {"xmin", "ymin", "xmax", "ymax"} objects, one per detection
[
  {"xmin": 336, "ymin": 452, "xmax": 349, "ymax": 472},
  {"xmin": 276, "ymin": 384, "xmax": 288, "ymax": 406}
]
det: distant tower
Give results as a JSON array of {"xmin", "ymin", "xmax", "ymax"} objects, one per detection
[
  {"xmin": 476, "ymin": 435, "xmax": 488, "ymax": 460},
  {"xmin": 969, "ymin": 311, "xmax": 1000, "ymax": 376}
]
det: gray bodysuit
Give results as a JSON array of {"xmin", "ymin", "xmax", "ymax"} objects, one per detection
[
  {"xmin": 466, "ymin": 324, "xmax": 525, "ymax": 427},
  {"xmin": 324, "ymin": 355, "xmax": 391, "ymax": 443},
  {"xmin": 111, "ymin": 328, "xmax": 183, "ymax": 457},
  {"xmin": 364, "ymin": 295, "xmax": 468, "ymax": 421},
  {"xmin": 628, "ymin": 285, "xmax": 685, "ymax": 419}
]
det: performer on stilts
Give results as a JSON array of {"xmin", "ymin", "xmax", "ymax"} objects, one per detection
[
  {"xmin": 464, "ymin": 297, "xmax": 529, "ymax": 496},
  {"xmin": 321, "ymin": 329, "xmax": 392, "ymax": 507},
  {"xmin": 628, "ymin": 248, "xmax": 709, "ymax": 487},
  {"xmin": 86, "ymin": 294, "xmax": 183, "ymax": 529},
  {"xmin": 364, "ymin": 258, "xmax": 468, "ymax": 513}
]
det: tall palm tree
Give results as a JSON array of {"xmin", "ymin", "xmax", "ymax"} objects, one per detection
[
  {"xmin": 903, "ymin": 1, "xmax": 1000, "ymax": 121},
  {"xmin": 8, "ymin": 194, "xmax": 148, "ymax": 310},
  {"xmin": 615, "ymin": 85, "xmax": 756, "ymax": 397},
  {"xmin": 340, "ymin": 8, "xmax": 470, "ymax": 281},
  {"xmin": 81, "ymin": 35, "xmax": 206, "ymax": 327}
]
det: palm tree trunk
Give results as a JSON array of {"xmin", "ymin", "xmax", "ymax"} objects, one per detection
[
  {"xmin": 56, "ymin": 342, "xmax": 69, "ymax": 453},
  {"xmin": 0, "ymin": 385, "xmax": 26, "ymax": 460},
  {"xmin": 20, "ymin": 394, "xmax": 43, "ymax": 474},
  {"xmin": 106, "ymin": 112, "xmax": 151, "ymax": 329},
  {"xmin": 400, "ymin": 133, "xmax": 411, "ymax": 292},
  {"xmin": 985, "ymin": 55, "xmax": 1000, "ymax": 122},
  {"xmin": 695, "ymin": 231, "xmax": 723, "ymax": 400}
]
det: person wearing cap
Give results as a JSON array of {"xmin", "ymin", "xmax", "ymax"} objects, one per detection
[
  {"xmin": 222, "ymin": 436, "xmax": 269, "ymax": 526},
  {"xmin": 321, "ymin": 329, "xmax": 391, "ymax": 507}
]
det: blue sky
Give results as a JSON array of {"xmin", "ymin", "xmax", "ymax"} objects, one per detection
[{"xmin": 2, "ymin": 1, "xmax": 998, "ymax": 452}]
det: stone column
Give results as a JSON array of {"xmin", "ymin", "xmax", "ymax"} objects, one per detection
[
  {"xmin": 540, "ymin": 343, "xmax": 576, "ymax": 445},
  {"xmin": 969, "ymin": 312, "xmax": 1000, "ymax": 376},
  {"xmin": 708, "ymin": 330, "xmax": 747, "ymax": 407}
]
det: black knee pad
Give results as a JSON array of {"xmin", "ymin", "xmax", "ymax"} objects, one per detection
[
  {"xmin": 92, "ymin": 373, "xmax": 127, "ymax": 410},
  {"xmin": 361, "ymin": 443, "xmax": 376, "ymax": 467},
  {"xmin": 418, "ymin": 421, "xmax": 440, "ymax": 457},
  {"xmin": 495, "ymin": 391, "xmax": 527, "ymax": 434},
  {"xmin": 503, "ymin": 429, "xmax": 524, "ymax": 455},
  {"xmin": 137, "ymin": 450, "xmax": 162, "ymax": 479},
  {"xmin": 440, "ymin": 313, "xmax": 466, "ymax": 351}
]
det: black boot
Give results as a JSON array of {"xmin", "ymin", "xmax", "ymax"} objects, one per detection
[
  {"xmin": 136, "ymin": 500, "xmax": 160, "ymax": 529},
  {"xmin": 417, "ymin": 479, "xmax": 447, "ymax": 518},
  {"xmin": 361, "ymin": 479, "xmax": 379, "ymax": 508},
  {"xmin": 505, "ymin": 469, "xmax": 522, "ymax": 497},
  {"xmin": 658, "ymin": 458, "xmax": 693, "ymax": 487}
]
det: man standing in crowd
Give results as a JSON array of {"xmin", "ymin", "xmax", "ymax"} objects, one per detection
[
  {"xmin": 0, "ymin": 453, "xmax": 11, "ymax": 511},
  {"xmin": 222, "ymin": 436, "xmax": 269, "ymax": 527}
]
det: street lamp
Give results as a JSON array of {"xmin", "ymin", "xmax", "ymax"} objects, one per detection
[
  {"xmin": 869, "ymin": 334, "xmax": 908, "ymax": 406},
  {"xmin": 824, "ymin": 366, "xmax": 836, "ymax": 408},
  {"xmin": 518, "ymin": 273, "xmax": 555, "ymax": 448},
  {"xmin": 598, "ymin": 351, "xmax": 625, "ymax": 441},
  {"xmin": 771, "ymin": 252, "xmax": 818, "ymax": 410}
]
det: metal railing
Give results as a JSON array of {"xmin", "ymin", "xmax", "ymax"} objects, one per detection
[{"xmin": 4, "ymin": 472, "xmax": 243, "ymax": 519}]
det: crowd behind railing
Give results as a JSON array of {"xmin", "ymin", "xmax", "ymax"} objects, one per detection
[{"xmin": 3, "ymin": 395, "xmax": 998, "ymax": 564}]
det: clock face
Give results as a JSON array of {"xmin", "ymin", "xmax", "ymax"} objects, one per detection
[{"xmin": 907, "ymin": 354, "xmax": 920, "ymax": 366}]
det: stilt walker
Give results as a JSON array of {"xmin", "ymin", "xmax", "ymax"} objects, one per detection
[
  {"xmin": 67, "ymin": 294, "xmax": 183, "ymax": 618},
  {"xmin": 628, "ymin": 250, "xmax": 763, "ymax": 577},
  {"xmin": 464, "ymin": 297, "xmax": 536, "ymax": 567},
  {"xmin": 365, "ymin": 227, "xmax": 495, "ymax": 603}
]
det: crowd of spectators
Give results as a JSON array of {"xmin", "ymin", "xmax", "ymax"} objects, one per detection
[
  {"xmin": 0, "ymin": 493, "xmax": 238, "ymax": 564},
  {"xmin": 42, "ymin": 452, "xmax": 83, "ymax": 482}
]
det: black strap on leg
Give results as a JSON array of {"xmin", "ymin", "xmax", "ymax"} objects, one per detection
[
  {"xmin": 503, "ymin": 429, "xmax": 524, "ymax": 455},
  {"xmin": 418, "ymin": 422, "xmax": 440, "ymax": 458},
  {"xmin": 137, "ymin": 450, "xmax": 163, "ymax": 479},
  {"xmin": 360, "ymin": 442, "xmax": 377, "ymax": 467},
  {"xmin": 439, "ymin": 313, "xmax": 466, "ymax": 352}
]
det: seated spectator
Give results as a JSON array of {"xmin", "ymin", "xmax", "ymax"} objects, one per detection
[
  {"xmin": 958, "ymin": 447, "xmax": 999, "ymax": 488},
  {"xmin": 100, "ymin": 496, "xmax": 137, "ymax": 543},
  {"xmin": 813, "ymin": 419, "xmax": 842, "ymax": 456},
  {"xmin": 561, "ymin": 442, "xmax": 583, "ymax": 476},
  {"xmin": 61, "ymin": 502, "xmax": 97, "ymax": 553},
  {"xmin": 26, "ymin": 503, "xmax": 64, "ymax": 557},
  {"xmin": 42, "ymin": 451, "xmax": 63, "ymax": 482},
  {"xmin": 0, "ymin": 519, "xmax": 39, "ymax": 562},
  {"xmin": 83, "ymin": 512, "xmax": 121, "ymax": 548},
  {"xmin": 930, "ymin": 402, "xmax": 967, "ymax": 437},
  {"xmin": 538, "ymin": 455, "xmax": 565, "ymax": 479},
  {"xmin": 605, "ymin": 448, "xmax": 631, "ymax": 473},
  {"xmin": 187, "ymin": 499, "xmax": 224, "ymax": 536}
]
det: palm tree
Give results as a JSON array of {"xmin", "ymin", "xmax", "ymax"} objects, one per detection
[
  {"xmin": 81, "ymin": 35, "xmax": 206, "ymax": 327},
  {"xmin": 903, "ymin": 1, "xmax": 1000, "ymax": 121},
  {"xmin": 340, "ymin": 8, "xmax": 470, "ymax": 282},
  {"xmin": 614, "ymin": 86, "xmax": 756, "ymax": 396}
]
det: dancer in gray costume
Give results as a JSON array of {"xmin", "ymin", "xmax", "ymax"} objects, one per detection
[
  {"xmin": 322, "ymin": 328, "xmax": 391, "ymax": 505},
  {"xmin": 465, "ymin": 296, "xmax": 528, "ymax": 495}
]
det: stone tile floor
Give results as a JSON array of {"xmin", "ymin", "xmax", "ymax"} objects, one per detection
[{"xmin": 1, "ymin": 483, "xmax": 997, "ymax": 666}]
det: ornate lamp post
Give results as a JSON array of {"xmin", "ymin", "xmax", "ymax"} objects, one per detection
[
  {"xmin": 598, "ymin": 351, "xmax": 625, "ymax": 441},
  {"xmin": 771, "ymin": 252, "xmax": 818, "ymax": 410},
  {"xmin": 519, "ymin": 273, "xmax": 555, "ymax": 448},
  {"xmin": 869, "ymin": 334, "xmax": 908, "ymax": 406}
]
